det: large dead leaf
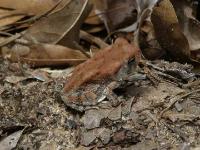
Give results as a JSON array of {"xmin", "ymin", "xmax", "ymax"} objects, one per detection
[
  {"xmin": 64, "ymin": 38, "xmax": 140, "ymax": 92},
  {"xmin": 0, "ymin": 0, "xmax": 67, "ymax": 32},
  {"xmin": 91, "ymin": 0, "xmax": 138, "ymax": 32},
  {"xmin": 151, "ymin": 0, "xmax": 191, "ymax": 62},
  {"xmin": 170, "ymin": 0, "xmax": 200, "ymax": 51},
  {"xmin": 0, "ymin": 0, "xmax": 67, "ymax": 15},
  {"xmin": 2, "ymin": 43, "xmax": 88, "ymax": 67},
  {"xmin": 0, "ymin": 9, "xmax": 24, "ymax": 28},
  {"xmin": 22, "ymin": 0, "xmax": 92, "ymax": 49},
  {"xmin": 139, "ymin": 21, "xmax": 164, "ymax": 60},
  {"xmin": 92, "ymin": 0, "xmax": 158, "ymax": 33}
]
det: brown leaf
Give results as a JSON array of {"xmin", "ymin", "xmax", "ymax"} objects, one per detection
[
  {"xmin": 170, "ymin": 0, "xmax": 200, "ymax": 51},
  {"xmin": 139, "ymin": 21, "xmax": 164, "ymax": 60},
  {"xmin": 91, "ymin": 0, "xmax": 138, "ymax": 32},
  {"xmin": 64, "ymin": 38, "xmax": 140, "ymax": 92},
  {"xmin": 80, "ymin": 30, "xmax": 109, "ymax": 49},
  {"xmin": 83, "ymin": 2, "xmax": 105, "ymax": 34},
  {"xmin": 0, "ymin": 9, "xmax": 24, "ymax": 28},
  {"xmin": 85, "ymin": 6, "xmax": 103, "ymax": 25},
  {"xmin": 0, "ymin": 0, "xmax": 69, "ymax": 29},
  {"xmin": 0, "ymin": 0, "xmax": 68, "ymax": 15},
  {"xmin": 2, "ymin": 43, "xmax": 88, "ymax": 67},
  {"xmin": 151, "ymin": 0, "xmax": 191, "ymax": 62},
  {"xmin": 163, "ymin": 111, "xmax": 198, "ymax": 123},
  {"xmin": 185, "ymin": 18, "xmax": 200, "ymax": 51},
  {"xmin": 23, "ymin": 0, "xmax": 92, "ymax": 49},
  {"xmin": 142, "ymin": 48, "xmax": 166, "ymax": 60}
]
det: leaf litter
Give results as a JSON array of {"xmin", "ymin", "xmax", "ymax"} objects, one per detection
[{"xmin": 0, "ymin": 0, "xmax": 200, "ymax": 149}]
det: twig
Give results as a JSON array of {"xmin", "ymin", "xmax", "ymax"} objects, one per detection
[
  {"xmin": 73, "ymin": 41, "xmax": 91, "ymax": 58},
  {"xmin": 144, "ymin": 110, "xmax": 189, "ymax": 147},
  {"xmin": 15, "ymin": 39, "xmax": 30, "ymax": 45},
  {"xmin": 0, "ymin": 33, "xmax": 22, "ymax": 47},
  {"xmin": 0, "ymin": 12, "xmax": 27, "ymax": 20},
  {"xmin": 159, "ymin": 89, "xmax": 200, "ymax": 118},
  {"xmin": 80, "ymin": 30, "xmax": 109, "ymax": 49},
  {"xmin": 162, "ymin": 121, "xmax": 189, "ymax": 142},
  {"xmin": 182, "ymin": 80, "xmax": 200, "ymax": 88},
  {"xmin": 0, "ymin": 31, "xmax": 13, "ymax": 36},
  {"xmin": 143, "ymin": 110, "xmax": 160, "ymax": 150}
]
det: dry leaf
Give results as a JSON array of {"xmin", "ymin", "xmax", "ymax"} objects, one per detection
[
  {"xmin": 0, "ymin": 0, "xmax": 68, "ymax": 29},
  {"xmin": 2, "ymin": 43, "xmax": 88, "ymax": 67},
  {"xmin": 91, "ymin": 0, "xmax": 138, "ymax": 32},
  {"xmin": 84, "ymin": 4, "xmax": 105, "ymax": 34},
  {"xmin": 0, "ymin": 129, "xmax": 24, "ymax": 150},
  {"xmin": 151, "ymin": 0, "xmax": 191, "ymax": 62},
  {"xmin": 163, "ymin": 111, "xmax": 198, "ymax": 123},
  {"xmin": 80, "ymin": 30, "xmax": 109, "ymax": 49},
  {"xmin": 105, "ymin": 0, "xmax": 158, "ymax": 32},
  {"xmin": 0, "ymin": 9, "xmax": 24, "ymax": 28},
  {"xmin": 0, "ymin": 0, "xmax": 69, "ymax": 35},
  {"xmin": 184, "ymin": 18, "xmax": 200, "ymax": 51},
  {"xmin": 139, "ymin": 20, "xmax": 164, "ymax": 60},
  {"xmin": 23, "ymin": 0, "xmax": 92, "ymax": 49},
  {"xmin": 117, "ymin": 0, "xmax": 158, "ymax": 51},
  {"xmin": 171, "ymin": 0, "xmax": 200, "ymax": 51},
  {"xmin": 85, "ymin": 7, "xmax": 103, "ymax": 25},
  {"xmin": 0, "ymin": 0, "xmax": 68, "ymax": 15},
  {"xmin": 64, "ymin": 38, "xmax": 140, "ymax": 92}
]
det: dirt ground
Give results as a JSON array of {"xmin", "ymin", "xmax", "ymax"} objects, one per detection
[{"xmin": 0, "ymin": 58, "xmax": 200, "ymax": 150}]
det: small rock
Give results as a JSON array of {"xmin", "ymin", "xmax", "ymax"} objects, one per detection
[
  {"xmin": 175, "ymin": 102, "xmax": 183, "ymax": 112},
  {"xmin": 81, "ymin": 129, "xmax": 98, "ymax": 146},
  {"xmin": 108, "ymin": 105, "xmax": 122, "ymax": 121},
  {"xmin": 122, "ymin": 98, "xmax": 134, "ymax": 116},
  {"xmin": 82, "ymin": 109, "xmax": 110, "ymax": 129},
  {"xmin": 99, "ymin": 128, "xmax": 112, "ymax": 145},
  {"xmin": 65, "ymin": 119, "xmax": 77, "ymax": 129}
]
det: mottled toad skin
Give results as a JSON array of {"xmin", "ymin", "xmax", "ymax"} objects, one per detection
[
  {"xmin": 62, "ymin": 71, "xmax": 127, "ymax": 112},
  {"xmin": 64, "ymin": 38, "xmax": 140, "ymax": 93},
  {"xmin": 62, "ymin": 38, "xmax": 141, "ymax": 112},
  {"xmin": 61, "ymin": 61, "xmax": 140, "ymax": 112}
]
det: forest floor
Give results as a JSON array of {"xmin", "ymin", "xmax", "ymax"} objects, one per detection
[{"xmin": 1, "ymin": 58, "xmax": 200, "ymax": 150}]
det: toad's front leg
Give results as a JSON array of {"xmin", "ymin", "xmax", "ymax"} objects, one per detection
[{"xmin": 103, "ymin": 81, "xmax": 124, "ymax": 107}]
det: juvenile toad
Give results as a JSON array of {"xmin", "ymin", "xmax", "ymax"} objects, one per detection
[{"xmin": 62, "ymin": 38, "xmax": 141, "ymax": 111}]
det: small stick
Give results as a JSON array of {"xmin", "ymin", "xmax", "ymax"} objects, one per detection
[
  {"xmin": 0, "ymin": 33, "xmax": 22, "ymax": 47},
  {"xmin": 73, "ymin": 41, "xmax": 91, "ymax": 58},
  {"xmin": 159, "ymin": 89, "xmax": 200, "ymax": 118},
  {"xmin": 80, "ymin": 30, "xmax": 109, "ymax": 49}
]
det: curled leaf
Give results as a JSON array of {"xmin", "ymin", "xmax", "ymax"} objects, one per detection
[
  {"xmin": 151, "ymin": 0, "xmax": 191, "ymax": 62},
  {"xmin": 23, "ymin": 0, "xmax": 92, "ymax": 49}
]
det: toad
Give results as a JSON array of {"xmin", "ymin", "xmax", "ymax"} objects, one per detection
[{"xmin": 61, "ymin": 38, "xmax": 142, "ymax": 112}]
